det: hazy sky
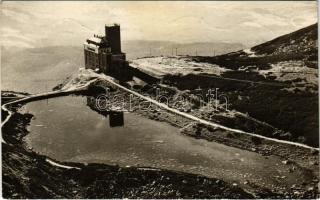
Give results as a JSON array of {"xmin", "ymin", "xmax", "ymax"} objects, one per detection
[{"xmin": 1, "ymin": 1, "xmax": 317, "ymax": 48}]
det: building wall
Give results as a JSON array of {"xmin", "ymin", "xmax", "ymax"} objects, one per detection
[
  {"xmin": 84, "ymin": 25, "xmax": 133, "ymax": 82},
  {"xmin": 84, "ymin": 43, "xmax": 99, "ymax": 69},
  {"xmin": 111, "ymin": 53, "xmax": 126, "ymax": 61},
  {"xmin": 84, "ymin": 44, "xmax": 111, "ymax": 72},
  {"xmin": 105, "ymin": 25, "xmax": 121, "ymax": 54},
  {"xmin": 99, "ymin": 52, "xmax": 108, "ymax": 73},
  {"xmin": 84, "ymin": 49, "xmax": 98, "ymax": 69}
]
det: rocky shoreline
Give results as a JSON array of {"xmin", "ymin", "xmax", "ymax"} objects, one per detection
[
  {"xmin": 2, "ymin": 82, "xmax": 319, "ymax": 198},
  {"xmin": 1, "ymin": 92, "xmax": 257, "ymax": 199}
]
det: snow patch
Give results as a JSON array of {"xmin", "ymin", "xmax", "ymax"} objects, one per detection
[
  {"xmin": 46, "ymin": 158, "xmax": 80, "ymax": 170},
  {"xmin": 257, "ymin": 61, "xmax": 318, "ymax": 84},
  {"xmin": 130, "ymin": 56, "xmax": 229, "ymax": 77},
  {"xmin": 243, "ymin": 48, "xmax": 258, "ymax": 57}
]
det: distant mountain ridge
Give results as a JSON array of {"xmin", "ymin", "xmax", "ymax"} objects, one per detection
[
  {"xmin": 123, "ymin": 40, "xmax": 246, "ymax": 60},
  {"xmin": 192, "ymin": 23, "xmax": 318, "ymax": 70}
]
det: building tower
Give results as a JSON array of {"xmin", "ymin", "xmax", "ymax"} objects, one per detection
[
  {"xmin": 84, "ymin": 23, "xmax": 131, "ymax": 82},
  {"xmin": 105, "ymin": 24, "xmax": 121, "ymax": 53}
]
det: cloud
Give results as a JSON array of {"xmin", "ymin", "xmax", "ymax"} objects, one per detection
[
  {"xmin": 241, "ymin": 22, "xmax": 263, "ymax": 28},
  {"xmin": 1, "ymin": 6, "xmax": 33, "ymax": 23},
  {"xmin": 0, "ymin": 1, "xmax": 317, "ymax": 48},
  {"xmin": 0, "ymin": 27, "xmax": 35, "ymax": 48}
]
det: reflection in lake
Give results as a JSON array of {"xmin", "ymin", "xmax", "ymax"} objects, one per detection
[
  {"xmin": 87, "ymin": 95, "xmax": 124, "ymax": 127},
  {"xmin": 109, "ymin": 112, "xmax": 124, "ymax": 127},
  {"xmin": 20, "ymin": 95, "xmax": 306, "ymax": 190}
]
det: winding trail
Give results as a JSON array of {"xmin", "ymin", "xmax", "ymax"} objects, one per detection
[
  {"xmin": 1, "ymin": 78, "xmax": 98, "ymax": 169},
  {"xmin": 93, "ymin": 71, "xmax": 319, "ymax": 151},
  {"xmin": 1, "ymin": 79, "xmax": 98, "ymax": 144},
  {"xmin": 2, "ymin": 69, "xmax": 318, "ymax": 153}
]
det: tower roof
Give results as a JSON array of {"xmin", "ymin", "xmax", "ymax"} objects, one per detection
[
  {"xmin": 86, "ymin": 36, "xmax": 109, "ymax": 48},
  {"xmin": 105, "ymin": 23, "xmax": 120, "ymax": 27},
  {"xmin": 87, "ymin": 37, "xmax": 103, "ymax": 45}
]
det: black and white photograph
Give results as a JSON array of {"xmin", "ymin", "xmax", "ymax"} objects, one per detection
[{"xmin": 1, "ymin": 1, "xmax": 319, "ymax": 199}]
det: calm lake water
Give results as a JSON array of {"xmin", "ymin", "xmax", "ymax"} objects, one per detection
[{"xmin": 20, "ymin": 95, "xmax": 311, "ymax": 190}]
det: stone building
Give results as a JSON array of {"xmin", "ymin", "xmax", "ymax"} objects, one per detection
[{"xmin": 84, "ymin": 24, "xmax": 130, "ymax": 81}]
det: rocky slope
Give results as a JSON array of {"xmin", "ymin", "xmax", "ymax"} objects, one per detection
[
  {"xmin": 251, "ymin": 23, "xmax": 317, "ymax": 58},
  {"xmin": 192, "ymin": 23, "xmax": 318, "ymax": 70},
  {"xmin": 147, "ymin": 24, "xmax": 318, "ymax": 147}
]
